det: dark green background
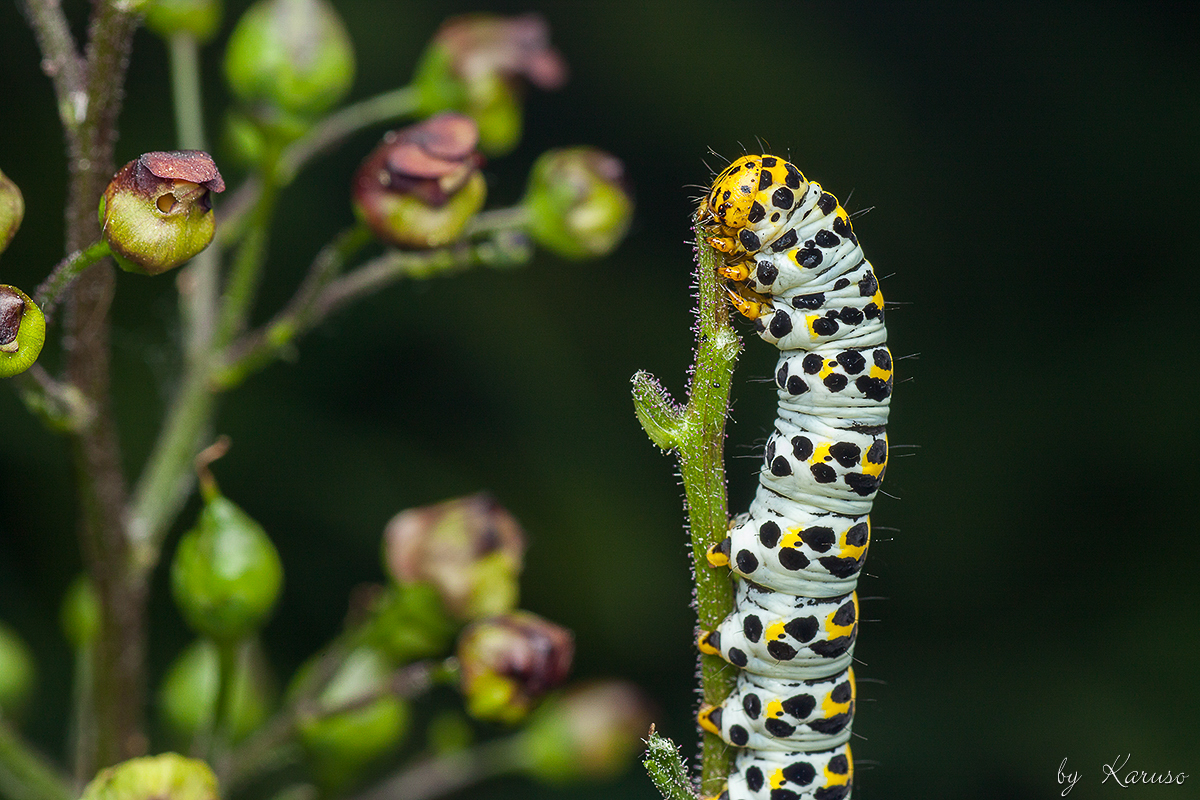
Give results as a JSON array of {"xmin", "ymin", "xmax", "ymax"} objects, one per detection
[{"xmin": 1, "ymin": 2, "xmax": 1196, "ymax": 799}]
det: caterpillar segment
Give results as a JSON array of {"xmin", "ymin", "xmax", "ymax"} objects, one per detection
[{"xmin": 696, "ymin": 155, "xmax": 892, "ymax": 800}]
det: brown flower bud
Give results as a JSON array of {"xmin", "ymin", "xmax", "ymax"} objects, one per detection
[
  {"xmin": 414, "ymin": 14, "xmax": 567, "ymax": 155},
  {"xmin": 100, "ymin": 151, "xmax": 225, "ymax": 275},
  {"xmin": 383, "ymin": 492, "xmax": 524, "ymax": 622},
  {"xmin": 456, "ymin": 611, "xmax": 573, "ymax": 724},
  {"xmin": 353, "ymin": 113, "xmax": 487, "ymax": 249}
]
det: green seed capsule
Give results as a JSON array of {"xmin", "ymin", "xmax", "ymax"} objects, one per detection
[
  {"xmin": 224, "ymin": 0, "xmax": 355, "ymax": 121},
  {"xmin": 0, "ymin": 622, "xmax": 35, "ymax": 719},
  {"xmin": 145, "ymin": 0, "xmax": 223, "ymax": 42},
  {"xmin": 518, "ymin": 681, "xmax": 653, "ymax": 784},
  {"xmin": 158, "ymin": 638, "xmax": 273, "ymax": 744},
  {"xmin": 99, "ymin": 151, "xmax": 225, "ymax": 275},
  {"xmin": 0, "ymin": 285, "xmax": 45, "ymax": 378},
  {"xmin": 78, "ymin": 753, "xmax": 219, "ymax": 800},
  {"xmin": 291, "ymin": 646, "xmax": 409, "ymax": 792},
  {"xmin": 171, "ymin": 492, "xmax": 283, "ymax": 642},
  {"xmin": 524, "ymin": 147, "xmax": 633, "ymax": 259},
  {"xmin": 0, "ymin": 167, "xmax": 24, "ymax": 254}
]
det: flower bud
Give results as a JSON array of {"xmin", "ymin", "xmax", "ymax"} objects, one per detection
[
  {"xmin": 0, "ymin": 285, "xmax": 45, "ymax": 379},
  {"xmin": 363, "ymin": 583, "xmax": 458, "ymax": 663},
  {"xmin": 78, "ymin": 753, "xmax": 218, "ymax": 800},
  {"xmin": 524, "ymin": 147, "xmax": 632, "ymax": 259},
  {"xmin": 519, "ymin": 681, "xmax": 653, "ymax": 784},
  {"xmin": 456, "ymin": 611, "xmax": 573, "ymax": 724},
  {"xmin": 171, "ymin": 491, "xmax": 283, "ymax": 642},
  {"xmin": 224, "ymin": 0, "xmax": 354, "ymax": 121},
  {"xmin": 159, "ymin": 638, "xmax": 273, "ymax": 744},
  {"xmin": 292, "ymin": 646, "xmax": 409, "ymax": 792},
  {"xmin": 353, "ymin": 113, "xmax": 487, "ymax": 249},
  {"xmin": 383, "ymin": 492, "xmax": 525, "ymax": 622},
  {"xmin": 61, "ymin": 574, "xmax": 101, "ymax": 650},
  {"xmin": 145, "ymin": 0, "xmax": 222, "ymax": 42},
  {"xmin": 0, "ymin": 167, "xmax": 23, "ymax": 253},
  {"xmin": 0, "ymin": 622, "xmax": 35, "ymax": 719},
  {"xmin": 99, "ymin": 151, "xmax": 225, "ymax": 276},
  {"xmin": 413, "ymin": 14, "xmax": 567, "ymax": 155}
]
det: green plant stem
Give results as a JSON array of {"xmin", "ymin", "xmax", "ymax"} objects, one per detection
[
  {"xmin": 167, "ymin": 28, "xmax": 223, "ymax": 360},
  {"xmin": 643, "ymin": 730, "xmax": 698, "ymax": 800},
  {"xmin": 217, "ymin": 86, "xmax": 420, "ymax": 248},
  {"xmin": 0, "ymin": 717, "xmax": 74, "ymax": 800},
  {"xmin": 212, "ymin": 223, "xmax": 372, "ymax": 389},
  {"xmin": 632, "ymin": 235, "xmax": 740, "ymax": 795},
  {"xmin": 350, "ymin": 737, "xmax": 525, "ymax": 800},
  {"xmin": 17, "ymin": 0, "xmax": 85, "ymax": 130},
  {"xmin": 214, "ymin": 169, "xmax": 280, "ymax": 349},
  {"xmin": 277, "ymin": 86, "xmax": 419, "ymax": 186},
  {"xmin": 215, "ymin": 222, "xmax": 532, "ymax": 390},
  {"xmin": 33, "ymin": 241, "xmax": 111, "ymax": 318},
  {"xmin": 168, "ymin": 32, "xmax": 206, "ymax": 149}
]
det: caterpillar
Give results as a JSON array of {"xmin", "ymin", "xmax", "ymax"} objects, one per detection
[{"xmin": 695, "ymin": 154, "xmax": 892, "ymax": 800}]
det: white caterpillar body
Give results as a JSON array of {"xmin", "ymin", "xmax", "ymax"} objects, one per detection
[{"xmin": 697, "ymin": 155, "xmax": 893, "ymax": 800}]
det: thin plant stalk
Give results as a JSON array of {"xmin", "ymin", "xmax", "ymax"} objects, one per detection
[{"xmin": 633, "ymin": 235, "xmax": 741, "ymax": 794}]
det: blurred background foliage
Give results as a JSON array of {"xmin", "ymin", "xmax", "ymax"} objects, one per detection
[{"xmin": 0, "ymin": 2, "xmax": 1196, "ymax": 798}]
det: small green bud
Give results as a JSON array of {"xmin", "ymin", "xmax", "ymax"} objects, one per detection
[
  {"xmin": 0, "ymin": 285, "xmax": 45, "ymax": 378},
  {"xmin": 292, "ymin": 646, "xmax": 409, "ymax": 792},
  {"xmin": 159, "ymin": 639, "xmax": 273, "ymax": 744},
  {"xmin": 524, "ymin": 147, "xmax": 632, "ymax": 259},
  {"xmin": 0, "ymin": 622, "xmax": 35, "ymax": 719},
  {"xmin": 78, "ymin": 753, "xmax": 218, "ymax": 800},
  {"xmin": 353, "ymin": 113, "xmax": 487, "ymax": 249},
  {"xmin": 99, "ymin": 151, "xmax": 225, "ymax": 275},
  {"xmin": 456, "ymin": 611, "xmax": 573, "ymax": 724},
  {"xmin": 383, "ymin": 492, "xmax": 525, "ymax": 622},
  {"xmin": 519, "ymin": 681, "xmax": 653, "ymax": 784},
  {"xmin": 171, "ymin": 492, "xmax": 283, "ymax": 642},
  {"xmin": 145, "ymin": 0, "xmax": 222, "ymax": 42},
  {"xmin": 60, "ymin": 574, "xmax": 101, "ymax": 649},
  {"xmin": 413, "ymin": 14, "xmax": 567, "ymax": 155},
  {"xmin": 224, "ymin": 0, "xmax": 355, "ymax": 120},
  {"xmin": 0, "ymin": 167, "xmax": 24, "ymax": 253},
  {"xmin": 363, "ymin": 582, "xmax": 458, "ymax": 663}
]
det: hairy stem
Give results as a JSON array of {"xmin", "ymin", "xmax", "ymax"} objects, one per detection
[
  {"xmin": 33, "ymin": 240, "xmax": 111, "ymax": 319},
  {"xmin": 633, "ymin": 235, "xmax": 740, "ymax": 794},
  {"xmin": 32, "ymin": 0, "xmax": 148, "ymax": 772}
]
